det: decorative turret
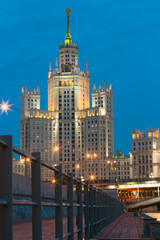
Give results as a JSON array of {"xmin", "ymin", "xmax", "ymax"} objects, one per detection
[
  {"xmin": 92, "ymin": 82, "xmax": 96, "ymax": 92},
  {"xmin": 103, "ymin": 80, "xmax": 106, "ymax": 89},
  {"xmin": 74, "ymin": 56, "xmax": 80, "ymax": 74},
  {"xmin": 37, "ymin": 84, "xmax": 40, "ymax": 94},
  {"xmin": 21, "ymin": 85, "xmax": 24, "ymax": 94},
  {"xmin": 21, "ymin": 84, "xmax": 40, "ymax": 120},
  {"xmin": 53, "ymin": 57, "xmax": 59, "ymax": 75},
  {"xmin": 24, "ymin": 83, "xmax": 27, "ymax": 94},
  {"xmin": 109, "ymin": 83, "xmax": 112, "ymax": 92},
  {"xmin": 48, "ymin": 61, "xmax": 52, "ymax": 79}
]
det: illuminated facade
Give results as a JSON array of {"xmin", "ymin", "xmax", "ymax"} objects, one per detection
[
  {"xmin": 115, "ymin": 151, "xmax": 130, "ymax": 180},
  {"xmin": 20, "ymin": 9, "xmax": 114, "ymax": 181},
  {"xmin": 130, "ymin": 129, "xmax": 160, "ymax": 179},
  {"xmin": 105, "ymin": 151, "xmax": 130, "ymax": 181}
]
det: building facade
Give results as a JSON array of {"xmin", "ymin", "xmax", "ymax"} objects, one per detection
[
  {"xmin": 20, "ymin": 9, "xmax": 114, "ymax": 181},
  {"xmin": 130, "ymin": 129, "xmax": 160, "ymax": 179},
  {"xmin": 105, "ymin": 151, "xmax": 130, "ymax": 182},
  {"xmin": 115, "ymin": 151, "xmax": 130, "ymax": 180}
]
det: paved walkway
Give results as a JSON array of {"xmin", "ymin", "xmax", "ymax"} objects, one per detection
[
  {"xmin": 14, "ymin": 213, "xmax": 146, "ymax": 240},
  {"xmin": 13, "ymin": 216, "xmax": 78, "ymax": 240},
  {"xmin": 96, "ymin": 213, "xmax": 146, "ymax": 240}
]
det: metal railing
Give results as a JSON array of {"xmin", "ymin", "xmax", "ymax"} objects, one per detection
[{"xmin": 0, "ymin": 135, "xmax": 124, "ymax": 240}]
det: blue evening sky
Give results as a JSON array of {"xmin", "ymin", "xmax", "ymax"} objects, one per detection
[{"xmin": 0, "ymin": 0, "xmax": 160, "ymax": 155}]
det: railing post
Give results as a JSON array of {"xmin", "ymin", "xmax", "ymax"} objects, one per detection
[
  {"xmin": 31, "ymin": 152, "xmax": 42, "ymax": 240},
  {"xmin": 108, "ymin": 196, "xmax": 112, "ymax": 224},
  {"xmin": 102, "ymin": 193, "xmax": 105, "ymax": 229},
  {"xmin": 0, "ymin": 136, "xmax": 13, "ymax": 240},
  {"xmin": 67, "ymin": 173, "xmax": 74, "ymax": 240},
  {"xmin": 84, "ymin": 182, "xmax": 89, "ymax": 240},
  {"xmin": 101, "ymin": 192, "xmax": 104, "ymax": 230},
  {"xmin": 100, "ymin": 191, "xmax": 103, "ymax": 231},
  {"xmin": 103, "ymin": 193, "xmax": 105, "ymax": 229},
  {"xmin": 105, "ymin": 194, "xmax": 108, "ymax": 227},
  {"xmin": 89, "ymin": 185, "xmax": 94, "ymax": 238},
  {"xmin": 76, "ymin": 180, "xmax": 83, "ymax": 240},
  {"xmin": 93, "ymin": 188, "xmax": 97, "ymax": 235},
  {"xmin": 97, "ymin": 190, "xmax": 100, "ymax": 233},
  {"xmin": 55, "ymin": 165, "xmax": 63, "ymax": 240}
]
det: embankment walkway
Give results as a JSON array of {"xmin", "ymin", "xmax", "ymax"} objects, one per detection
[
  {"xmin": 96, "ymin": 213, "xmax": 149, "ymax": 240},
  {"xmin": 14, "ymin": 216, "xmax": 77, "ymax": 240}
]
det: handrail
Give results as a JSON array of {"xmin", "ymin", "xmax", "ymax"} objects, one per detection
[
  {"xmin": 0, "ymin": 135, "xmax": 124, "ymax": 240},
  {"xmin": 0, "ymin": 139, "xmax": 8, "ymax": 148}
]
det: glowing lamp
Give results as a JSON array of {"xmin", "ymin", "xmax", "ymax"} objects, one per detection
[
  {"xmin": 52, "ymin": 179, "xmax": 56, "ymax": 184},
  {"xmin": 90, "ymin": 175, "xmax": 95, "ymax": 180},
  {"xmin": 76, "ymin": 164, "xmax": 80, "ymax": 169},
  {"xmin": 26, "ymin": 158, "xmax": 30, "ymax": 162},
  {"xmin": 54, "ymin": 146, "xmax": 59, "ymax": 151}
]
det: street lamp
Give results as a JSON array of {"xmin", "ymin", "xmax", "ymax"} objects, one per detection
[
  {"xmin": 26, "ymin": 157, "xmax": 30, "ymax": 162},
  {"xmin": 90, "ymin": 174, "xmax": 95, "ymax": 181},
  {"xmin": 54, "ymin": 146, "xmax": 59, "ymax": 151},
  {"xmin": 76, "ymin": 164, "xmax": 80, "ymax": 169},
  {"xmin": 149, "ymin": 173, "xmax": 154, "ymax": 178},
  {"xmin": 51, "ymin": 179, "xmax": 56, "ymax": 184}
]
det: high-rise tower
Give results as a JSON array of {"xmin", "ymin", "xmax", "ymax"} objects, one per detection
[{"xmin": 20, "ymin": 9, "xmax": 114, "ymax": 181}]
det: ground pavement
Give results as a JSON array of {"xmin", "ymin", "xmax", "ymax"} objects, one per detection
[{"xmin": 96, "ymin": 212, "xmax": 149, "ymax": 240}]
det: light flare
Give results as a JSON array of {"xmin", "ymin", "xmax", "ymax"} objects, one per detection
[
  {"xmin": 51, "ymin": 179, "xmax": 56, "ymax": 184},
  {"xmin": 0, "ymin": 99, "xmax": 13, "ymax": 115},
  {"xmin": 76, "ymin": 164, "xmax": 80, "ymax": 169},
  {"xmin": 90, "ymin": 175, "xmax": 95, "ymax": 180},
  {"xmin": 54, "ymin": 146, "xmax": 59, "ymax": 151}
]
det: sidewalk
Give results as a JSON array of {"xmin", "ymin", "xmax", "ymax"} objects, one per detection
[
  {"xmin": 13, "ymin": 216, "xmax": 77, "ymax": 240},
  {"xmin": 96, "ymin": 213, "xmax": 147, "ymax": 240}
]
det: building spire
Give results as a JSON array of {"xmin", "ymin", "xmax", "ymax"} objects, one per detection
[
  {"xmin": 24, "ymin": 83, "xmax": 27, "ymax": 93},
  {"xmin": 54, "ymin": 57, "xmax": 59, "ymax": 74},
  {"xmin": 55, "ymin": 57, "xmax": 58, "ymax": 69},
  {"xmin": 48, "ymin": 61, "xmax": 52, "ymax": 79},
  {"xmin": 65, "ymin": 8, "xmax": 72, "ymax": 45},
  {"xmin": 66, "ymin": 8, "xmax": 71, "ymax": 38},
  {"xmin": 74, "ymin": 56, "xmax": 80, "ymax": 74},
  {"xmin": 109, "ymin": 82, "xmax": 112, "ymax": 92},
  {"xmin": 21, "ymin": 85, "xmax": 24, "ymax": 94},
  {"xmin": 92, "ymin": 82, "xmax": 96, "ymax": 91},
  {"xmin": 85, "ymin": 60, "xmax": 89, "ymax": 77},
  {"xmin": 37, "ymin": 84, "xmax": 40, "ymax": 94}
]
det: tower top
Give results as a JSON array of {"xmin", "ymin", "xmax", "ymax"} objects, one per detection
[
  {"xmin": 65, "ymin": 8, "xmax": 72, "ymax": 46},
  {"xmin": 59, "ymin": 9, "xmax": 78, "ymax": 50},
  {"xmin": 65, "ymin": 8, "xmax": 71, "ymax": 15}
]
